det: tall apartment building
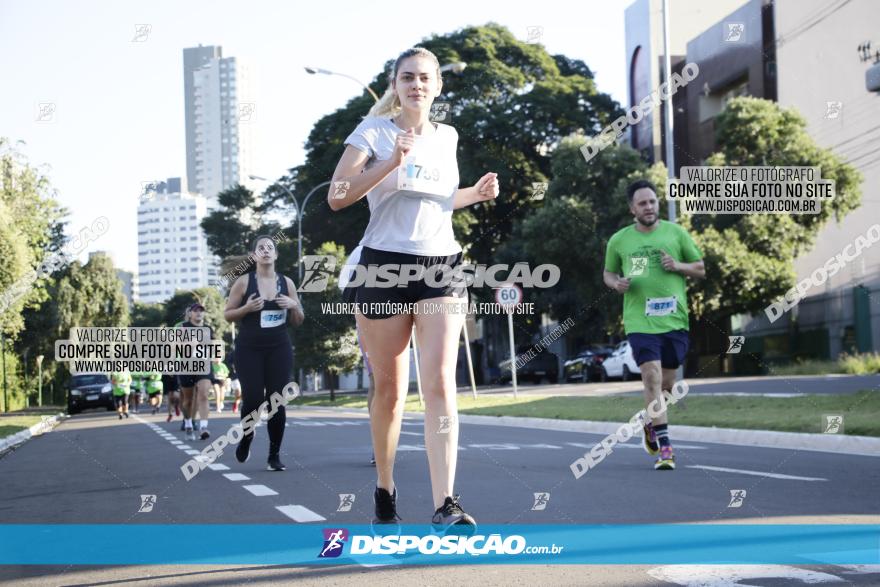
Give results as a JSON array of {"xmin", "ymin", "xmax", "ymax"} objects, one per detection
[
  {"xmin": 183, "ymin": 45, "xmax": 255, "ymax": 206},
  {"xmin": 137, "ymin": 178, "xmax": 218, "ymax": 303}
]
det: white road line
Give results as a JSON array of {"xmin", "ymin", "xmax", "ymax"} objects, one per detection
[
  {"xmin": 399, "ymin": 431, "xmax": 422, "ymax": 436},
  {"xmin": 169, "ymin": 441, "xmax": 183, "ymax": 445},
  {"xmin": 207, "ymin": 463, "xmax": 229, "ymax": 471},
  {"xmin": 243, "ymin": 484, "xmax": 278, "ymax": 497},
  {"xmin": 276, "ymin": 505, "xmax": 326, "ymax": 522},
  {"xmin": 177, "ymin": 445, "xmax": 192, "ymax": 450},
  {"xmin": 184, "ymin": 450, "xmax": 200, "ymax": 455},
  {"xmin": 686, "ymin": 465, "xmax": 827, "ymax": 481},
  {"xmin": 223, "ymin": 473, "xmax": 250, "ymax": 481}
]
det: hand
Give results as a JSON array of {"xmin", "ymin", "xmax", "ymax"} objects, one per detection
[
  {"xmin": 391, "ymin": 128, "xmax": 416, "ymax": 166},
  {"xmin": 474, "ymin": 172, "xmax": 499, "ymax": 201},
  {"xmin": 243, "ymin": 293, "xmax": 264, "ymax": 313},
  {"xmin": 660, "ymin": 250, "xmax": 679, "ymax": 273},
  {"xmin": 275, "ymin": 294, "xmax": 299, "ymax": 310},
  {"xmin": 614, "ymin": 277, "xmax": 630, "ymax": 293}
]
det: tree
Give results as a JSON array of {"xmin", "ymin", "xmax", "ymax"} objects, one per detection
[
  {"xmin": 130, "ymin": 302, "xmax": 165, "ymax": 327},
  {"xmin": 54, "ymin": 253, "xmax": 130, "ymax": 337},
  {"xmin": 499, "ymin": 137, "xmax": 653, "ymax": 343},
  {"xmin": 0, "ymin": 138, "xmax": 67, "ymax": 338},
  {"xmin": 163, "ymin": 288, "xmax": 230, "ymax": 343},
  {"xmin": 293, "ymin": 242, "xmax": 361, "ymax": 399}
]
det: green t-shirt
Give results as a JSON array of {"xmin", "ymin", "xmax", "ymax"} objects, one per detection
[
  {"xmin": 212, "ymin": 362, "xmax": 229, "ymax": 380},
  {"xmin": 604, "ymin": 220, "xmax": 702, "ymax": 335},
  {"xmin": 145, "ymin": 371, "xmax": 163, "ymax": 393},
  {"xmin": 110, "ymin": 371, "xmax": 132, "ymax": 396}
]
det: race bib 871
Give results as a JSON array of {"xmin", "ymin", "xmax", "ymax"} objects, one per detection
[{"xmin": 645, "ymin": 296, "xmax": 677, "ymax": 317}]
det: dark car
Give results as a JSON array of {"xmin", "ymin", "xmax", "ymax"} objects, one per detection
[
  {"xmin": 498, "ymin": 345, "xmax": 559, "ymax": 384},
  {"xmin": 68, "ymin": 373, "xmax": 114, "ymax": 414},
  {"xmin": 563, "ymin": 345, "xmax": 614, "ymax": 382}
]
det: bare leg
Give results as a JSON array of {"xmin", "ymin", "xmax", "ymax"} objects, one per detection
[
  {"xmin": 356, "ymin": 311, "xmax": 412, "ymax": 493},
  {"xmin": 413, "ymin": 299, "xmax": 465, "ymax": 509}
]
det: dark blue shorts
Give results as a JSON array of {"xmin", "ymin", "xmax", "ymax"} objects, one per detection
[{"xmin": 627, "ymin": 330, "xmax": 690, "ymax": 369}]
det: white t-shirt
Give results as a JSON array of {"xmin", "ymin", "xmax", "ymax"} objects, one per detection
[{"xmin": 344, "ymin": 116, "xmax": 461, "ymax": 256}]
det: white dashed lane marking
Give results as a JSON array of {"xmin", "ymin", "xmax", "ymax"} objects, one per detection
[
  {"xmin": 276, "ymin": 505, "xmax": 326, "ymax": 522},
  {"xmin": 686, "ymin": 465, "xmax": 827, "ymax": 481},
  {"xmin": 223, "ymin": 473, "xmax": 250, "ymax": 481},
  {"xmin": 243, "ymin": 485, "xmax": 278, "ymax": 497}
]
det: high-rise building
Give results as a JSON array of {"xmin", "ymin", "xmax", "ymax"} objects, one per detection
[
  {"xmin": 183, "ymin": 45, "xmax": 255, "ymax": 205},
  {"xmin": 137, "ymin": 178, "xmax": 219, "ymax": 303}
]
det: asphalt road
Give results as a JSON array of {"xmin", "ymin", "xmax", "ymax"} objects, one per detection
[{"xmin": 0, "ymin": 404, "xmax": 878, "ymax": 585}]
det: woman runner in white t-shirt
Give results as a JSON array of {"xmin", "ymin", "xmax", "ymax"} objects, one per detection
[{"xmin": 329, "ymin": 47, "xmax": 499, "ymax": 531}]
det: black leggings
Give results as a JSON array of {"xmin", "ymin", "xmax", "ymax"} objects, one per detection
[{"xmin": 234, "ymin": 342, "xmax": 293, "ymax": 456}]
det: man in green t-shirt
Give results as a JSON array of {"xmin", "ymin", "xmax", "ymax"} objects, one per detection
[{"xmin": 603, "ymin": 180, "xmax": 705, "ymax": 470}]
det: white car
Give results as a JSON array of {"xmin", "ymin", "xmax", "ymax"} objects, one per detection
[{"xmin": 600, "ymin": 341, "xmax": 641, "ymax": 381}]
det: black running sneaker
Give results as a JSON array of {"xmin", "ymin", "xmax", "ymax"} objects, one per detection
[
  {"xmin": 267, "ymin": 454, "xmax": 286, "ymax": 471},
  {"xmin": 200, "ymin": 429, "xmax": 210, "ymax": 441},
  {"xmin": 432, "ymin": 495, "xmax": 476, "ymax": 534},
  {"xmin": 235, "ymin": 433, "xmax": 253, "ymax": 463},
  {"xmin": 373, "ymin": 486, "xmax": 400, "ymax": 524}
]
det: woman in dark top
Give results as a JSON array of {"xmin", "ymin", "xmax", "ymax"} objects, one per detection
[{"xmin": 223, "ymin": 235, "xmax": 304, "ymax": 471}]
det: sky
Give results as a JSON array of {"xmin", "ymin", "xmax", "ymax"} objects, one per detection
[{"xmin": 1, "ymin": 0, "xmax": 631, "ymax": 273}]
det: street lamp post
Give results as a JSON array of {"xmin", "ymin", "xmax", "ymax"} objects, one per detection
[
  {"xmin": 304, "ymin": 67, "xmax": 380, "ymax": 102},
  {"xmin": 36, "ymin": 355, "xmax": 44, "ymax": 408}
]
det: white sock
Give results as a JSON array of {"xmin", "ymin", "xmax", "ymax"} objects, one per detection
[
  {"xmin": 200, "ymin": 419, "xmax": 208, "ymax": 430},
  {"xmin": 185, "ymin": 418, "xmax": 193, "ymax": 429}
]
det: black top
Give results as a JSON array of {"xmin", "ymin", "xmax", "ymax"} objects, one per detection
[{"xmin": 236, "ymin": 272, "xmax": 291, "ymax": 347}]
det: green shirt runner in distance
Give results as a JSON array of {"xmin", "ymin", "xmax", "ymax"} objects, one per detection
[{"xmin": 604, "ymin": 220, "xmax": 703, "ymax": 335}]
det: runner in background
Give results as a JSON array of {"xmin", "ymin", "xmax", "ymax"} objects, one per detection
[
  {"xmin": 145, "ymin": 370, "xmax": 163, "ymax": 415},
  {"xmin": 163, "ymin": 372, "xmax": 180, "ymax": 423},
  {"xmin": 129, "ymin": 371, "xmax": 143, "ymax": 414},
  {"xmin": 211, "ymin": 357, "xmax": 230, "ymax": 413},
  {"xmin": 603, "ymin": 179, "xmax": 705, "ymax": 471},
  {"xmin": 110, "ymin": 370, "xmax": 132, "ymax": 419},
  {"xmin": 178, "ymin": 302, "xmax": 216, "ymax": 441},
  {"xmin": 174, "ymin": 309, "xmax": 192, "ymax": 431}
]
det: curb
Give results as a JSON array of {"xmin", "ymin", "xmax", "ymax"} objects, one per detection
[
  {"xmin": 0, "ymin": 413, "xmax": 68, "ymax": 455},
  {"xmin": 291, "ymin": 405, "xmax": 880, "ymax": 457}
]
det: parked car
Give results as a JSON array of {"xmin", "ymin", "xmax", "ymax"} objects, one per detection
[
  {"xmin": 499, "ymin": 345, "xmax": 559, "ymax": 384},
  {"xmin": 563, "ymin": 345, "xmax": 614, "ymax": 382},
  {"xmin": 599, "ymin": 341, "xmax": 641, "ymax": 381},
  {"xmin": 67, "ymin": 373, "xmax": 114, "ymax": 414}
]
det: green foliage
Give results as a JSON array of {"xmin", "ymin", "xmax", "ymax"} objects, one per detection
[
  {"xmin": 130, "ymin": 302, "xmax": 165, "ymax": 327},
  {"xmin": 293, "ymin": 242, "xmax": 361, "ymax": 382},
  {"xmin": 0, "ymin": 138, "xmax": 67, "ymax": 337}
]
